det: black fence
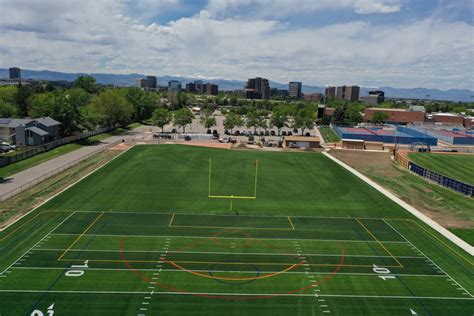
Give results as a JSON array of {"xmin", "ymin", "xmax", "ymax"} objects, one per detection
[
  {"xmin": 0, "ymin": 126, "xmax": 116, "ymax": 168},
  {"xmin": 408, "ymin": 162, "xmax": 473, "ymax": 197}
]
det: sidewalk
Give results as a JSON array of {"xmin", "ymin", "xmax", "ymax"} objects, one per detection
[{"xmin": 0, "ymin": 125, "xmax": 147, "ymax": 201}]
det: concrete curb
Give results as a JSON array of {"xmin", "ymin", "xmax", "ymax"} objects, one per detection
[{"xmin": 322, "ymin": 151, "xmax": 473, "ymax": 256}]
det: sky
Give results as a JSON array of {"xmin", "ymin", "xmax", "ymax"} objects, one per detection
[{"xmin": 0, "ymin": 0, "xmax": 473, "ymax": 90}]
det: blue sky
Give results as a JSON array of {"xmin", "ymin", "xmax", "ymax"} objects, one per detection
[{"xmin": 0, "ymin": 0, "xmax": 473, "ymax": 89}]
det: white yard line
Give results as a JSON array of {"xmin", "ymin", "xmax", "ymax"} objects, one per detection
[
  {"xmin": 31, "ymin": 248, "xmax": 423, "ymax": 259},
  {"xmin": 323, "ymin": 151, "xmax": 473, "ymax": 256},
  {"xmin": 0, "ymin": 212, "xmax": 76, "ymax": 275},
  {"xmin": 9, "ymin": 266, "xmax": 448, "ymax": 278},
  {"xmin": 49, "ymin": 209, "xmax": 405, "ymax": 221},
  {"xmin": 0, "ymin": 289, "xmax": 471, "ymax": 300},
  {"xmin": 48, "ymin": 233, "xmax": 409, "ymax": 243},
  {"xmin": 383, "ymin": 219, "xmax": 473, "ymax": 298}
]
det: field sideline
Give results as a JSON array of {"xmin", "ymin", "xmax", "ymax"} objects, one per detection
[{"xmin": 0, "ymin": 145, "xmax": 472, "ymax": 315}]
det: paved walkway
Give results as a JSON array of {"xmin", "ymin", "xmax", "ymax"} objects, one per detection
[{"xmin": 0, "ymin": 125, "xmax": 148, "ymax": 201}]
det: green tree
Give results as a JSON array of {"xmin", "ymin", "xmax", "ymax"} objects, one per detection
[
  {"xmin": 0, "ymin": 86, "xmax": 17, "ymax": 104},
  {"xmin": 74, "ymin": 75, "xmax": 98, "ymax": 94},
  {"xmin": 201, "ymin": 116, "xmax": 216, "ymax": 130},
  {"xmin": 292, "ymin": 106, "xmax": 316, "ymax": 135},
  {"xmin": 15, "ymin": 83, "xmax": 33, "ymax": 116},
  {"xmin": 245, "ymin": 111, "xmax": 259, "ymax": 133},
  {"xmin": 199, "ymin": 108, "xmax": 216, "ymax": 131},
  {"xmin": 372, "ymin": 111, "xmax": 390, "ymax": 125},
  {"xmin": 331, "ymin": 105, "xmax": 346, "ymax": 125},
  {"xmin": 88, "ymin": 90, "xmax": 134, "ymax": 128},
  {"xmin": 0, "ymin": 100, "xmax": 17, "ymax": 117},
  {"xmin": 173, "ymin": 107, "xmax": 195, "ymax": 133},
  {"xmin": 345, "ymin": 107, "xmax": 363, "ymax": 125},
  {"xmin": 124, "ymin": 87, "xmax": 156, "ymax": 121},
  {"xmin": 27, "ymin": 92, "xmax": 57, "ymax": 118},
  {"xmin": 151, "ymin": 108, "xmax": 172, "ymax": 132},
  {"xmin": 224, "ymin": 112, "xmax": 243, "ymax": 134},
  {"xmin": 270, "ymin": 108, "xmax": 287, "ymax": 135}
]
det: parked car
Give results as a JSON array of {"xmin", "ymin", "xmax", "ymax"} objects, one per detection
[
  {"xmin": 0, "ymin": 144, "xmax": 12, "ymax": 152},
  {"xmin": 228, "ymin": 137, "xmax": 237, "ymax": 144},
  {"xmin": 293, "ymin": 128, "xmax": 298, "ymax": 133},
  {"xmin": 171, "ymin": 128, "xmax": 177, "ymax": 133},
  {"xmin": 234, "ymin": 130, "xmax": 240, "ymax": 136},
  {"xmin": 305, "ymin": 132, "xmax": 311, "ymax": 136},
  {"xmin": 288, "ymin": 131, "xmax": 293, "ymax": 136},
  {"xmin": 224, "ymin": 130, "xmax": 230, "ymax": 135},
  {"xmin": 282, "ymin": 131, "xmax": 287, "ymax": 136},
  {"xmin": 212, "ymin": 133, "xmax": 219, "ymax": 139},
  {"xmin": 207, "ymin": 129, "xmax": 212, "ymax": 134},
  {"xmin": 212, "ymin": 129, "xmax": 218, "ymax": 135},
  {"xmin": 264, "ymin": 131, "xmax": 270, "ymax": 136},
  {"xmin": 184, "ymin": 135, "xmax": 191, "ymax": 141},
  {"xmin": 253, "ymin": 131, "xmax": 259, "ymax": 136},
  {"xmin": 218, "ymin": 138, "xmax": 229, "ymax": 143},
  {"xmin": 259, "ymin": 131, "xmax": 264, "ymax": 136},
  {"xmin": 270, "ymin": 131, "xmax": 276, "ymax": 136}
]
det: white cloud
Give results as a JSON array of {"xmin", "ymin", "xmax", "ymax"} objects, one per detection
[
  {"xmin": 0, "ymin": 0, "xmax": 472, "ymax": 89},
  {"xmin": 206, "ymin": 0, "xmax": 402, "ymax": 17}
]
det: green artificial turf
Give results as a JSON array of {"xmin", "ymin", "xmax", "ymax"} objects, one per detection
[
  {"xmin": 408, "ymin": 152, "xmax": 474, "ymax": 185},
  {"xmin": 0, "ymin": 145, "xmax": 472, "ymax": 315},
  {"xmin": 319, "ymin": 126, "xmax": 341, "ymax": 143},
  {"xmin": 44, "ymin": 145, "xmax": 406, "ymax": 217}
]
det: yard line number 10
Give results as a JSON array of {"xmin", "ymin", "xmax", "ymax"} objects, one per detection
[{"xmin": 373, "ymin": 264, "xmax": 396, "ymax": 281}]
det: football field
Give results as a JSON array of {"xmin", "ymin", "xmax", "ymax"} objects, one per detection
[{"xmin": 0, "ymin": 145, "xmax": 472, "ymax": 315}]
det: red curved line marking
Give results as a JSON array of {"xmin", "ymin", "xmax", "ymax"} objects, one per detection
[{"xmin": 119, "ymin": 239, "xmax": 345, "ymax": 300}]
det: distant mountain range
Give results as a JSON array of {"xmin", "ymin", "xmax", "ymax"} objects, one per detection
[{"xmin": 1, "ymin": 68, "xmax": 473, "ymax": 102}]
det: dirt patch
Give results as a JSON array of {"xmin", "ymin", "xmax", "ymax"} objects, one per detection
[
  {"xmin": 109, "ymin": 143, "xmax": 132, "ymax": 150},
  {"xmin": 330, "ymin": 149, "xmax": 399, "ymax": 178},
  {"xmin": 329, "ymin": 149, "xmax": 473, "ymax": 229},
  {"xmin": 178, "ymin": 142, "xmax": 232, "ymax": 149}
]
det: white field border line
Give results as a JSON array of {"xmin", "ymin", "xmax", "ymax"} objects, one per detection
[
  {"xmin": 31, "ymin": 248, "xmax": 424, "ymax": 259},
  {"xmin": 0, "ymin": 144, "xmax": 133, "ymax": 233},
  {"xmin": 0, "ymin": 289, "xmax": 471, "ymax": 300},
  {"xmin": 0, "ymin": 212, "xmax": 76, "ymax": 275},
  {"xmin": 48, "ymin": 233, "xmax": 409, "ymax": 244},
  {"xmin": 323, "ymin": 151, "xmax": 474, "ymax": 256},
  {"xmin": 9, "ymin": 266, "xmax": 449, "ymax": 278},
  {"xmin": 383, "ymin": 219, "xmax": 473, "ymax": 298}
]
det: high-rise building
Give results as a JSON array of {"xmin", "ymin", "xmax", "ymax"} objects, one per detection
[
  {"xmin": 146, "ymin": 76, "xmax": 157, "ymax": 89},
  {"xmin": 336, "ymin": 85, "xmax": 360, "ymax": 102},
  {"xmin": 186, "ymin": 82, "xmax": 196, "ymax": 93},
  {"xmin": 203, "ymin": 83, "xmax": 218, "ymax": 96},
  {"xmin": 244, "ymin": 77, "xmax": 270, "ymax": 99},
  {"xmin": 304, "ymin": 93, "xmax": 323, "ymax": 102},
  {"xmin": 325, "ymin": 86, "xmax": 336, "ymax": 99},
  {"xmin": 168, "ymin": 80, "xmax": 182, "ymax": 92},
  {"xmin": 194, "ymin": 80, "xmax": 204, "ymax": 93},
  {"xmin": 270, "ymin": 88, "xmax": 288, "ymax": 98},
  {"xmin": 362, "ymin": 90, "xmax": 385, "ymax": 105},
  {"xmin": 289, "ymin": 82, "xmax": 302, "ymax": 99},
  {"xmin": 9, "ymin": 67, "xmax": 21, "ymax": 80},
  {"xmin": 136, "ymin": 78, "xmax": 148, "ymax": 89}
]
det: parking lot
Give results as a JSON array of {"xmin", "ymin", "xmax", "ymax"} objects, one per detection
[{"xmin": 157, "ymin": 110, "xmax": 321, "ymax": 145}]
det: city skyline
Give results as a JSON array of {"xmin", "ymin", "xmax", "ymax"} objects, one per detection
[{"xmin": 0, "ymin": 0, "xmax": 472, "ymax": 90}]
